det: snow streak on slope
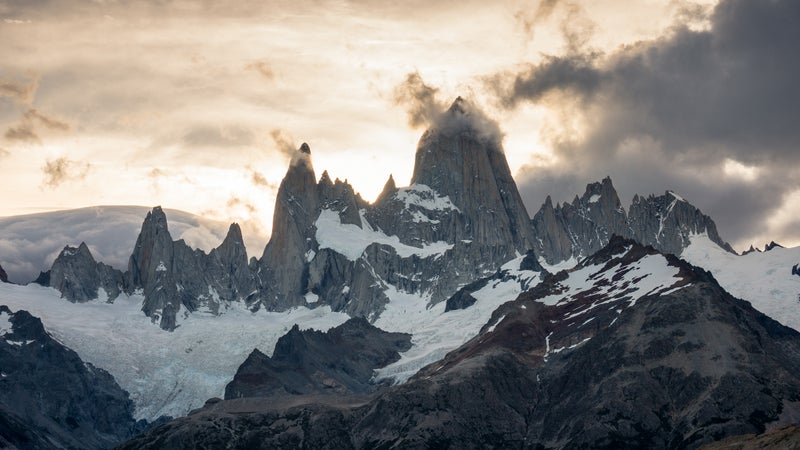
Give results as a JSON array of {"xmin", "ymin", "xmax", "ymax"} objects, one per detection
[
  {"xmin": 535, "ymin": 251, "xmax": 684, "ymax": 310},
  {"xmin": 374, "ymin": 255, "xmax": 541, "ymax": 384},
  {"xmin": 315, "ymin": 209, "xmax": 453, "ymax": 261},
  {"xmin": 0, "ymin": 282, "xmax": 348, "ymax": 421},
  {"xmin": 682, "ymin": 233, "xmax": 800, "ymax": 331}
]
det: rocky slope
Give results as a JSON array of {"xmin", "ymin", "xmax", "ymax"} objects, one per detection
[
  {"xmin": 0, "ymin": 305, "xmax": 141, "ymax": 449},
  {"xmin": 224, "ymin": 317, "xmax": 411, "ymax": 399},
  {"xmin": 531, "ymin": 177, "xmax": 735, "ymax": 264},
  {"xmin": 0, "ymin": 264, "xmax": 7, "ymax": 283},
  {"xmin": 119, "ymin": 239, "xmax": 800, "ymax": 449}
]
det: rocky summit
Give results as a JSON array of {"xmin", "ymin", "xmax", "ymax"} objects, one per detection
[
  {"xmin": 531, "ymin": 178, "xmax": 735, "ymax": 264},
  {"xmin": 120, "ymin": 239, "xmax": 800, "ymax": 449}
]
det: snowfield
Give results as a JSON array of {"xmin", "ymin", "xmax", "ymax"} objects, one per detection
[
  {"xmin": 682, "ymin": 233, "xmax": 800, "ymax": 331},
  {"xmin": 374, "ymin": 255, "xmax": 541, "ymax": 384},
  {"xmin": 0, "ymin": 282, "xmax": 348, "ymax": 421}
]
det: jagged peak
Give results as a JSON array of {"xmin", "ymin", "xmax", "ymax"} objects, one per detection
[
  {"xmin": 375, "ymin": 174, "xmax": 398, "ymax": 205},
  {"xmin": 319, "ymin": 170, "xmax": 332, "ymax": 187},
  {"xmin": 765, "ymin": 241, "xmax": 784, "ymax": 251},
  {"xmin": 143, "ymin": 206, "xmax": 169, "ymax": 232},
  {"xmin": 223, "ymin": 223, "xmax": 244, "ymax": 244},
  {"xmin": 299, "ymin": 142, "xmax": 311, "ymax": 154},
  {"xmin": 447, "ymin": 96, "xmax": 466, "ymax": 114}
]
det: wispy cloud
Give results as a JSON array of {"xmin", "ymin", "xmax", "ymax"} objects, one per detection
[{"xmin": 42, "ymin": 157, "xmax": 92, "ymax": 188}]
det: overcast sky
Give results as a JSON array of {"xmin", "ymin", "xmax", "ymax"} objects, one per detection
[{"xmin": 0, "ymin": 0, "xmax": 797, "ymax": 253}]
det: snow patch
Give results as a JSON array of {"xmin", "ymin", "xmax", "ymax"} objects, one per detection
[
  {"xmin": 588, "ymin": 194, "xmax": 601, "ymax": 203},
  {"xmin": 315, "ymin": 209, "xmax": 453, "ymax": 261},
  {"xmin": 155, "ymin": 261, "xmax": 167, "ymax": 272},
  {"xmin": 304, "ymin": 292, "xmax": 319, "ymax": 304},
  {"xmin": 0, "ymin": 310, "xmax": 12, "ymax": 336},
  {"xmin": 394, "ymin": 184, "xmax": 460, "ymax": 212}
]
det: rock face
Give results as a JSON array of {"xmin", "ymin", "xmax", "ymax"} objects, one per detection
[
  {"xmin": 628, "ymin": 191, "xmax": 735, "ymax": 256},
  {"xmin": 118, "ymin": 239, "xmax": 800, "ymax": 449},
  {"xmin": 531, "ymin": 178, "xmax": 735, "ymax": 264},
  {"xmin": 126, "ymin": 209, "xmax": 258, "ymax": 330},
  {"xmin": 224, "ymin": 317, "xmax": 411, "ymax": 399},
  {"xmin": 45, "ymin": 243, "xmax": 124, "ymax": 303},
  {"xmin": 531, "ymin": 177, "xmax": 627, "ymax": 264},
  {"xmin": 0, "ymin": 264, "xmax": 7, "ymax": 283},
  {"xmin": 0, "ymin": 305, "xmax": 139, "ymax": 449}
]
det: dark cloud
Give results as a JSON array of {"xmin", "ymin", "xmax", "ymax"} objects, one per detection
[
  {"xmin": 245, "ymin": 60, "xmax": 275, "ymax": 81},
  {"xmin": 41, "ymin": 157, "xmax": 92, "ymax": 188},
  {"xmin": 491, "ymin": 0, "xmax": 800, "ymax": 248},
  {"xmin": 393, "ymin": 71, "xmax": 502, "ymax": 144}
]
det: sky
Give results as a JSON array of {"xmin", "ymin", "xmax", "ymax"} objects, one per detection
[{"xmin": 0, "ymin": 0, "xmax": 798, "ymax": 254}]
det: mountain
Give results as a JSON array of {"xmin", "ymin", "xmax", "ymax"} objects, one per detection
[
  {"xmin": 0, "ymin": 305, "xmax": 141, "ymax": 449},
  {"xmin": 531, "ymin": 178, "xmax": 735, "ymax": 264},
  {"xmin": 0, "ymin": 206, "xmax": 242, "ymax": 284},
  {"xmin": 0, "ymin": 264, "xmax": 7, "ymax": 283},
  {"xmin": 41, "ymin": 99, "xmax": 538, "ymax": 330},
  {"xmin": 224, "ymin": 317, "xmax": 411, "ymax": 399},
  {"xmin": 119, "ymin": 238, "xmax": 800, "ymax": 448}
]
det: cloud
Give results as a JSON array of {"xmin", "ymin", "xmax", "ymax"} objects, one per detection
[
  {"xmin": 0, "ymin": 148, "xmax": 9, "ymax": 158},
  {"xmin": 247, "ymin": 166, "xmax": 275, "ymax": 189},
  {"xmin": 0, "ymin": 76, "xmax": 38, "ymax": 104},
  {"xmin": 392, "ymin": 71, "xmax": 503, "ymax": 144},
  {"xmin": 4, "ymin": 122, "xmax": 39, "ymax": 142},
  {"xmin": 392, "ymin": 71, "xmax": 444, "ymax": 129},
  {"xmin": 245, "ymin": 60, "xmax": 275, "ymax": 81},
  {"xmin": 492, "ymin": 0, "xmax": 800, "ymax": 249},
  {"xmin": 182, "ymin": 124, "xmax": 255, "ymax": 148},
  {"xmin": 4, "ymin": 108, "xmax": 70, "ymax": 143},
  {"xmin": 41, "ymin": 157, "xmax": 92, "ymax": 188},
  {"xmin": 515, "ymin": 0, "xmax": 561, "ymax": 40}
]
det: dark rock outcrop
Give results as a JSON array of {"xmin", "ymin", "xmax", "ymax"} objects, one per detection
[
  {"xmin": 122, "ymin": 207, "xmax": 259, "ymax": 330},
  {"xmin": 531, "ymin": 177, "xmax": 628, "ymax": 264},
  {"xmin": 628, "ymin": 191, "xmax": 735, "ymax": 256},
  {"xmin": 224, "ymin": 317, "xmax": 411, "ymax": 399},
  {"xmin": 531, "ymin": 179, "xmax": 736, "ymax": 264},
  {"xmin": 119, "ymin": 240, "xmax": 800, "ymax": 449},
  {"xmin": 0, "ymin": 305, "xmax": 139, "ymax": 449},
  {"xmin": 765, "ymin": 241, "xmax": 784, "ymax": 251},
  {"xmin": 0, "ymin": 264, "xmax": 7, "ymax": 283},
  {"xmin": 46, "ymin": 243, "xmax": 124, "ymax": 303}
]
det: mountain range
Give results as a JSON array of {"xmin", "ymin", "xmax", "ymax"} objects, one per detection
[{"xmin": 1, "ymin": 98, "xmax": 799, "ymax": 448}]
